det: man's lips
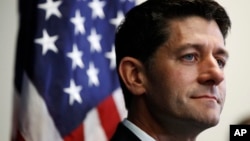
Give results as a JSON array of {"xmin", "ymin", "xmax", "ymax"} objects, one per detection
[{"xmin": 191, "ymin": 95, "xmax": 218, "ymax": 102}]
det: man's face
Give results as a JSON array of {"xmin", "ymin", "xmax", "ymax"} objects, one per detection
[{"xmin": 144, "ymin": 16, "xmax": 228, "ymax": 129}]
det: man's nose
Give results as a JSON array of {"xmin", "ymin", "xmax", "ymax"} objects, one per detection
[{"xmin": 197, "ymin": 55, "xmax": 225, "ymax": 86}]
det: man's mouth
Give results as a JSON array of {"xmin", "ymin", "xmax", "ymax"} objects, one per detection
[{"xmin": 191, "ymin": 95, "xmax": 219, "ymax": 103}]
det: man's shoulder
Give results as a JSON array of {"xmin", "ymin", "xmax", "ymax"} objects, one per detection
[{"xmin": 110, "ymin": 122, "xmax": 141, "ymax": 141}]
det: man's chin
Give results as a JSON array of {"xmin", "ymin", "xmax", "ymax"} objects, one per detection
[
  {"xmin": 190, "ymin": 115, "xmax": 220, "ymax": 131},
  {"xmin": 199, "ymin": 117, "xmax": 220, "ymax": 130}
]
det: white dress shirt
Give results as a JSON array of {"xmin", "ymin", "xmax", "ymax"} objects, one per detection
[{"xmin": 122, "ymin": 119, "xmax": 156, "ymax": 141}]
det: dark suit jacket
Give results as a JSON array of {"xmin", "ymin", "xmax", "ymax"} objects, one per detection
[{"xmin": 110, "ymin": 122, "xmax": 141, "ymax": 141}]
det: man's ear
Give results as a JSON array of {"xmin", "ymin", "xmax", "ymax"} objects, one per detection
[{"xmin": 118, "ymin": 57, "xmax": 146, "ymax": 96}]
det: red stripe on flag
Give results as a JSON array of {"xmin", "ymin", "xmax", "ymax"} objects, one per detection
[
  {"xmin": 64, "ymin": 124, "xmax": 84, "ymax": 141},
  {"xmin": 97, "ymin": 95, "xmax": 121, "ymax": 140}
]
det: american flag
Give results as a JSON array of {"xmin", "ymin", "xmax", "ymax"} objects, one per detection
[{"xmin": 12, "ymin": 0, "xmax": 135, "ymax": 140}]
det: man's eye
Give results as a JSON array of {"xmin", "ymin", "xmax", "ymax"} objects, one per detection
[
  {"xmin": 217, "ymin": 59, "xmax": 226, "ymax": 68},
  {"xmin": 182, "ymin": 54, "xmax": 196, "ymax": 61}
]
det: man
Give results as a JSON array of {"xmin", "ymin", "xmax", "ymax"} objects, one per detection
[{"xmin": 111, "ymin": 0, "xmax": 231, "ymax": 140}]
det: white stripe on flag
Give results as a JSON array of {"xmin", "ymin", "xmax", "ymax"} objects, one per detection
[
  {"xmin": 19, "ymin": 72, "xmax": 62, "ymax": 141},
  {"xmin": 84, "ymin": 108, "xmax": 107, "ymax": 141},
  {"xmin": 112, "ymin": 88, "xmax": 127, "ymax": 120}
]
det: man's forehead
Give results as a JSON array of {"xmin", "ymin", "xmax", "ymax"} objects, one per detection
[{"xmin": 167, "ymin": 16, "xmax": 223, "ymax": 41}]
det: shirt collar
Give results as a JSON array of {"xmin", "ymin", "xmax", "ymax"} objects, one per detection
[{"xmin": 122, "ymin": 119, "xmax": 156, "ymax": 141}]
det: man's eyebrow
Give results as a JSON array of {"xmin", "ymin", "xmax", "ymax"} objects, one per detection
[
  {"xmin": 216, "ymin": 48, "xmax": 229, "ymax": 59},
  {"xmin": 174, "ymin": 43, "xmax": 204, "ymax": 54},
  {"xmin": 174, "ymin": 43, "xmax": 229, "ymax": 59}
]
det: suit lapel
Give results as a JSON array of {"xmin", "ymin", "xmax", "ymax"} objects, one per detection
[{"xmin": 110, "ymin": 122, "xmax": 141, "ymax": 141}]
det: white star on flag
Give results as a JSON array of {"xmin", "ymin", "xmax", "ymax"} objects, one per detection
[
  {"xmin": 70, "ymin": 9, "xmax": 86, "ymax": 35},
  {"xmin": 87, "ymin": 28, "xmax": 102, "ymax": 53},
  {"xmin": 64, "ymin": 79, "xmax": 83, "ymax": 105},
  {"xmin": 105, "ymin": 45, "xmax": 116, "ymax": 69},
  {"xmin": 34, "ymin": 29, "xmax": 58, "ymax": 55},
  {"xmin": 88, "ymin": 0, "xmax": 106, "ymax": 19},
  {"xmin": 87, "ymin": 62, "xmax": 100, "ymax": 87},
  {"xmin": 110, "ymin": 11, "xmax": 125, "ymax": 28},
  {"xmin": 38, "ymin": 0, "xmax": 62, "ymax": 20},
  {"xmin": 67, "ymin": 43, "xmax": 84, "ymax": 70}
]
